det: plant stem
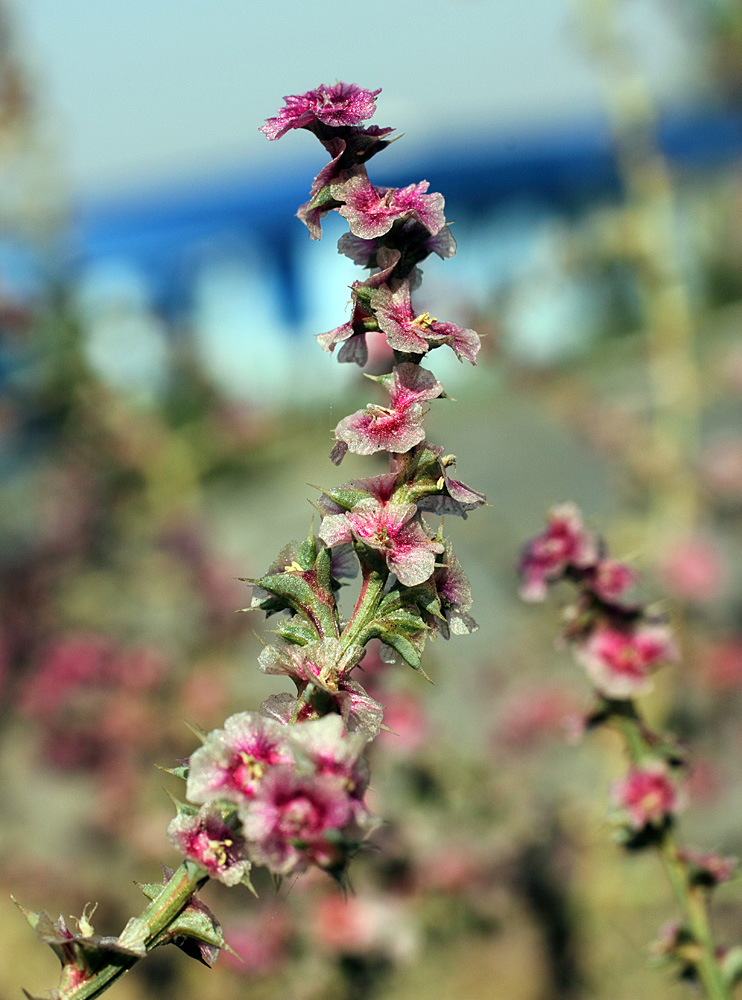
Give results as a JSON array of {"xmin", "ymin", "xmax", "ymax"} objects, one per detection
[
  {"xmin": 612, "ymin": 712, "xmax": 731, "ymax": 999},
  {"xmin": 57, "ymin": 861, "xmax": 208, "ymax": 1000},
  {"xmin": 341, "ymin": 567, "xmax": 386, "ymax": 652}
]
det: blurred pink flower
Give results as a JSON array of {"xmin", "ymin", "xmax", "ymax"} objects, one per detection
[
  {"xmin": 376, "ymin": 692, "xmax": 429, "ymax": 752},
  {"xmin": 220, "ymin": 908, "xmax": 291, "ymax": 976},
  {"xmin": 19, "ymin": 636, "xmax": 113, "ymax": 720},
  {"xmin": 497, "ymin": 685, "xmax": 577, "ymax": 748},
  {"xmin": 310, "ymin": 893, "xmax": 417, "ymax": 961},
  {"xmin": 575, "ymin": 621, "xmax": 677, "ymax": 699},
  {"xmin": 659, "ymin": 537, "xmax": 725, "ymax": 603},
  {"xmin": 587, "ymin": 558, "xmax": 638, "ymax": 605},
  {"xmin": 700, "ymin": 638, "xmax": 742, "ymax": 690},
  {"xmin": 678, "ymin": 848, "xmax": 737, "ymax": 886},
  {"xmin": 686, "ymin": 756, "xmax": 724, "ymax": 805},
  {"xmin": 612, "ymin": 763, "xmax": 680, "ymax": 829},
  {"xmin": 519, "ymin": 503, "xmax": 598, "ymax": 601}
]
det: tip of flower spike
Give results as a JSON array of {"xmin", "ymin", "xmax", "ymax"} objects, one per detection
[{"xmin": 260, "ymin": 82, "xmax": 382, "ymax": 140}]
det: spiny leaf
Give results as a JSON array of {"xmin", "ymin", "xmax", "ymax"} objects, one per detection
[{"xmin": 272, "ymin": 617, "xmax": 317, "ymax": 646}]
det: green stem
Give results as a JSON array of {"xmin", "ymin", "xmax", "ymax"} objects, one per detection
[
  {"xmin": 661, "ymin": 834, "xmax": 731, "ymax": 1000},
  {"xmin": 611, "ymin": 712, "xmax": 731, "ymax": 999},
  {"xmin": 340, "ymin": 567, "xmax": 386, "ymax": 652},
  {"xmin": 57, "ymin": 861, "xmax": 208, "ymax": 1000}
]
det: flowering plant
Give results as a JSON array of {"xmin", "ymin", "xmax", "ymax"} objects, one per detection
[
  {"xmin": 520, "ymin": 505, "xmax": 742, "ymax": 999},
  {"xmin": 16, "ymin": 83, "xmax": 484, "ymax": 1000}
]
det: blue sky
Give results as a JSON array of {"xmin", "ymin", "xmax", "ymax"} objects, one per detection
[{"xmin": 11, "ymin": 0, "xmax": 699, "ymax": 197}]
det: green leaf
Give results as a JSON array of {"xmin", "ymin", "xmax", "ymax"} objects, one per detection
[
  {"xmin": 155, "ymin": 763, "xmax": 189, "ymax": 780},
  {"xmin": 298, "ymin": 529, "xmax": 318, "ymax": 569},
  {"xmin": 316, "ymin": 483, "xmax": 375, "ymax": 512},
  {"xmin": 306, "ymin": 183, "xmax": 338, "ymax": 211},
  {"xmin": 376, "ymin": 630, "xmax": 424, "ymax": 671},
  {"xmin": 272, "ymin": 617, "xmax": 317, "ymax": 646},
  {"xmin": 354, "ymin": 590, "xmax": 430, "ymax": 671},
  {"xmin": 252, "ymin": 569, "xmax": 335, "ymax": 638}
]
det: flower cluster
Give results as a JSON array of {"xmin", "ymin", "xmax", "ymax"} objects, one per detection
[
  {"xmin": 520, "ymin": 505, "xmax": 742, "ymax": 996},
  {"xmin": 519, "ymin": 503, "xmax": 676, "ymax": 699},
  {"xmin": 168, "ymin": 713, "xmax": 375, "ymax": 882},
  {"xmin": 169, "ymin": 83, "xmax": 485, "ymax": 898}
]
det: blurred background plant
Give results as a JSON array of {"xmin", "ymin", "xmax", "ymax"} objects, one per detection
[{"xmin": 2, "ymin": 1, "xmax": 742, "ymax": 999}]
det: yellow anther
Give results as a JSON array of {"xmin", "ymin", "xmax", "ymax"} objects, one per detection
[
  {"xmin": 412, "ymin": 311, "xmax": 437, "ymax": 330},
  {"xmin": 239, "ymin": 752, "xmax": 267, "ymax": 782}
]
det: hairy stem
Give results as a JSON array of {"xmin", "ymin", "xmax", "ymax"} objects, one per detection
[
  {"xmin": 55, "ymin": 861, "xmax": 208, "ymax": 1000},
  {"xmin": 341, "ymin": 566, "xmax": 387, "ymax": 652}
]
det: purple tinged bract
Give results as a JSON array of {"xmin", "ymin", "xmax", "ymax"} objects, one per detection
[
  {"xmin": 260, "ymin": 82, "xmax": 381, "ymax": 140},
  {"xmin": 167, "ymin": 805, "xmax": 252, "ymax": 887},
  {"xmin": 186, "ymin": 711, "xmax": 295, "ymax": 806},
  {"xmin": 371, "ymin": 282, "xmax": 480, "ymax": 363},
  {"xmin": 333, "ymin": 175, "xmax": 446, "ymax": 241},
  {"xmin": 332, "ymin": 364, "xmax": 444, "ymax": 462},
  {"xmin": 319, "ymin": 498, "xmax": 444, "ymax": 588},
  {"xmin": 239, "ymin": 766, "xmax": 377, "ymax": 877},
  {"xmin": 258, "ymin": 638, "xmax": 384, "ymax": 737}
]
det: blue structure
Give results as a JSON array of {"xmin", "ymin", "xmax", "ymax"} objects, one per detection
[{"xmin": 69, "ymin": 105, "xmax": 742, "ymax": 321}]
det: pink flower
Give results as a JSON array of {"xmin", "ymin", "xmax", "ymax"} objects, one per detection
[
  {"xmin": 370, "ymin": 281, "xmax": 480, "ymax": 363},
  {"xmin": 332, "ymin": 364, "xmax": 444, "ymax": 463},
  {"xmin": 433, "ymin": 540, "xmax": 477, "ymax": 637},
  {"xmin": 519, "ymin": 503, "xmax": 598, "ymax": 601},
  {"xmin": 316, "ymin": 249, "xmax": 405, "ymax": 367},
  {"xmin": 297, "ymin": 131, "xmax": 394, "ymax": 239},
  {"xmin": 392, "ymin": 443, "xmax": 487, "ymax": 519},
  {"xmin": 678, "ymin": 849, "xmax": 737, "ymax": 887},
  {"xmin": 587, "ymin": 559, "xmax": 638, "ymax": 605},
  {"xmin": 239, "ymin": 767, "xmax": 376, "ymax": 877},
  {"xmin": 167, "ymin": 805, "xmax": 252, "ymax": 886},
  {"xmin": 260, "ymin": 82, "xmax": 381, "ymax": 140},
  {"xmin": 333, "ymin": 175, "xmax": 445, "ymax": 240},
  {"xmin": 575, "ymin": 622, "xmax": 677, "ymax": 698},
  {"xmin": 289, "ymin": 714, "xmax": 371, "ymax": 796},
  {"xmin": 319, "ymin": 499, "xmax": 444, "ymax": 587},
  {"xmin": 612, "ymin": 763, "xmax": 680, "ymax": 829},
  {"xmin": 258, "ymin": 639, "xmax": 384, "ymax": 737},
  {"xmin": 186, "ymin": 712, "xmax": 294, "ymax": 806}
]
